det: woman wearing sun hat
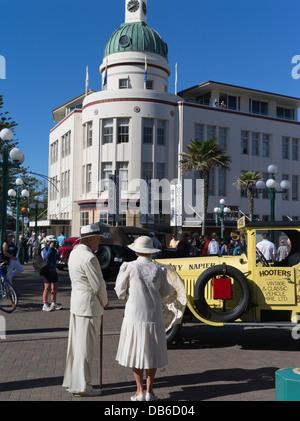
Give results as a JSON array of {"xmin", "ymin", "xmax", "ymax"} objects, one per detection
[{"xmin": 115, "ymin": 235, "xmax": 171, "ymax": 401}]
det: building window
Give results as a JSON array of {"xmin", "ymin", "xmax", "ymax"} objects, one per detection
[
  {"xmin": 61, "ymin": 131, "xmax": 71, "ymax": 158},
  {"xmin": 143, "ymin": 118, "xmax": 153, "ymax": 144},
  {"xmin": 156, "ymin": 163, "xmax": 165, "ymax": 180},
  {"xmin": 117, "ymin": 118, "xmax": 129, "ymax": 143},
  {"xmin": 102, "ymin": 162, "xmax": 112, "ymax": 191},
  {"xmin": 207, "ymin": 125, "xmax": 216, "ymax": 139},
  {"xmin": 249, "ymin": 99, "xmax": 268, "ymax": 115},
  {"xmin": 292, "ymin": 175, "xmax": 298, "ymax": 201},
  {"xmin": 277, "ymin": 107, "xmax": 295, "ymax": 120},
  {"xmin": 80, "ymin": 211, "xmax": 89, "ymax": 227},
  {"xmin": 86, "ymin": 164, "xmax": 92, "ymax": 193},
  {"xmin": 282, "ymin": 137, "xmax": 289, "ymax": 160},
  {"xmin": 87, "ymin": 122, "xmax": 93, "ymax": 147},
  {"xmin": 142, "ymin": 162, "xmax": 153, "ymax": 180},
  {"xmin": 196, "ymin": 92, "xmax": 211, "ymax": 105},
  {"xmin": 146, "ymin": 80, "xmax": 153, "ymax": 90},
  {"xmin": 103, "ymin": 119, "xmax": 113, "ymax": 144},
  {"xmin": 282, "ymin": 174, "xmax": 289, "ymax": 200},
  {"xmin": 195, "ymin": 124, "xmax": 203, "ymax": 140},
  {"xmin": 119, "ymin": 78, "xmax": 128, "ymax": 89},
  {"xmin": 219, "ymin": 93, "xmax": 240, "ymax": 110},
  {"xmin": 117, "ymin": 162, "xmax": 128, "ymax": 190},
  {"xmin": 292, "ymin": 138, "xmax": 298, "ymax": 161},
  {"xmin": 219, "ymin": 127, "xmax": 227, "ymax": 150},
  {"xmin": 241, "ymin": 131, "xmax": 248, "ymax": 154},
  {"xmin": 50, "ymin": 140, "xmax": 59, "ymax": 164},
  {"xmin": 218, "ymin": 169, "xmax": 227, "ymax": 196},
  {"xmin": 157, "ymin": 120, "xmax": 166, "ymax": 145},
  {"xmin": 252, "ymin": 132, "xmax": 259, "ymax": 156},
  {"xmin": 208, "ymin": 168, "xmax": 215, "ymax": 196},
  {"xmin": 262, "ymin": 134, "xmax": 270, "ymax": 157},
  {"xmin": 61, "ymin": 170, "xmax": 70, "ymax": 198}
]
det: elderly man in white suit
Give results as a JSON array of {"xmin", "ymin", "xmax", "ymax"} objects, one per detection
[{"xmin": 62, "ymin": 224, "xmax": 109, "ymax": 397}]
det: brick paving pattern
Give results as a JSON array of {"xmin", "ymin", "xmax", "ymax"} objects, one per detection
[{"xmin": 0, "ymin": 265, "xmax": 299, "ymax": 401}]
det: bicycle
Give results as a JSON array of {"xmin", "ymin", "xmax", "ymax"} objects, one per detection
[{"xmin": 0, "ymin": 261, "xmax": 18, "ymax": 313}]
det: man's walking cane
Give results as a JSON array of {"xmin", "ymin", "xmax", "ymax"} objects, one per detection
[{"xmin": 100, "ymin": 314, "xmax": 103, "ymax": 390}]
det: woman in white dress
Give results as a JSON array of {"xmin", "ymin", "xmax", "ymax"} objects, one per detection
[{"xmin": 115, "ymin": 236, "xmax": 170, "ymax": 402}]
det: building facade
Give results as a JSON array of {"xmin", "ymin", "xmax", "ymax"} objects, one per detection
[{"xmin": 47, "ymin": 0, "xmax": 300, "ymax": 237}]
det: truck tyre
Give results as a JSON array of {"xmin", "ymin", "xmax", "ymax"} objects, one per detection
[{"xmin": 194, "ymin": 265, "xmax": 251, "ymax": 322}]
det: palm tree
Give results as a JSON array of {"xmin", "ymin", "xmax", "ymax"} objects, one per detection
[
  {"xmin": 234, "ymin": 171, "xmax": 261, "ymax": 221},
  {"xmin": 179, "ymin": 137, "xmax": 231, "ymax": 234}
]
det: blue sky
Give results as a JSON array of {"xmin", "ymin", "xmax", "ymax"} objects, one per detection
[{"xmin": 1, "ymin": 0, "xmax": 300, "ymax": 176}]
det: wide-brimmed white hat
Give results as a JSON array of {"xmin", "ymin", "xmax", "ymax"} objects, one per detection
[
  {"xmin": 127, "ymin": 236, "xmax": 161, "ymax": 254},
  {"xmin": 80, "ymin": 223, "xmax": 102, "ymax": 240}
]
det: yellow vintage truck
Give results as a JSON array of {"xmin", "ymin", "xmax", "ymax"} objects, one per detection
[{"xmin": 156, "ymin": 219, "xmax": 300, "ymax": 343}]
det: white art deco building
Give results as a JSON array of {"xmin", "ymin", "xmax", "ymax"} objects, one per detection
[{"xmin": 47, "ymin": 0, "xmax": 300, "ymax": 237}]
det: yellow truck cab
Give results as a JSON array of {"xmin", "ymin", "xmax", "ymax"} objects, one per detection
[{"xmin": 157, "ymin": 219, "xmax": 300, "ymax": 343}]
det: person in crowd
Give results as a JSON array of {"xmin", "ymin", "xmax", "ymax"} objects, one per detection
[
  {"xmin": 57, "ymin": 232, "xmax": 67, "ymax": 248},
  {"xmin": 169, "ymin": 234, "xmax": 179, "ymax": 248},
  {"xmin": 176, "ymin": 233, "xmax": 191, "ymax": 257},
  {"xmin": 63, "ymin": 224, "xmax": 109, "ymax": 397},
  {"xmin": 40, "ymin": 233, "xmax": 47, "ymax": 250},
  {"xmin": 220, "ymin": 239, "xmax": 232, "ymax": 256},
  {"xmin": 42, "ymin": 236, "xmax": 61, "ymax": 311},
  {"xmin": 149, "ymin": 232, "xmax": 162, "ymax": 258},
  {"xmin": 115, "ymin": 236, "xmax": 170, "ymax": 401},
  {"xmin": 207, "ymin": 233, "xmax": 220, "ymax": 256},
  {"xmin": 2, "ymin": 232, "xmax": 24, "ymax": 284},
  {"xmin": 277, "ymin": 240, "xmax": 289, "ymax": 262},
  {"xmin": 200, "ymin": 235, "xmax": 210, "ymax": 256},
  {"xmin": 191, "ymin": 233, "xmax": 201, "ymax": 256},
  {"xmin": 28, "ymin": 232, "xmax": 39, "ymax": 259},
  {"xmin": 256, "ymin": 232, "xmax": 277, "ymax": 263},
  {"xmin": 19, "ymin": 234, "xmax": 29, "ymax": 264}
]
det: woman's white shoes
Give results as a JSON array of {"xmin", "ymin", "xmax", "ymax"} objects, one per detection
[
  {"xmin": 146, "ymin": 393, "xmax": 159, "ymax": 401},
  {"xmin": 131, "ymin": 392, "xmax": 145, "ymax": 401},
  {"xmin": 130, "ymin": 392, "xmax": 159, "ymax": 401}
]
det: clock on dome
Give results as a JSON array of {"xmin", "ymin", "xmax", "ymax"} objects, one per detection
[{"xmin": 125, "ymin": 0, "xmax": 147, "ymax": 24}]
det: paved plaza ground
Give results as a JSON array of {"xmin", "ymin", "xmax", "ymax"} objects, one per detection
[{"xmin": 0, "ymin": 265, "xmax": 299, "ymax": 403}]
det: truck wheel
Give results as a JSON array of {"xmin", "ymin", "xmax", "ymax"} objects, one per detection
[
  {"xmin": 97, "ymin": 245, "xmax": 112, "ymax": 270},
  {"xmin": 194, "ymin": 265, "xmax": 251, "ymax": 322},
  {"xmin": 166, "ymin": 323, "xmax": 182, "ymax": 345}
]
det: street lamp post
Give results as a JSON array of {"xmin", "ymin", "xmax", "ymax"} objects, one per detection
[
  {"xmin": 0, "ymin": 128, "xmax": 25, "ymax": 245},
  {"xmin": 255, "ymin": 164, "xmax": 291, "ymax": 222},
  {"xmin": 8, "ymin": 178, "xmax": 29, "ymax": 246},
  {"xmin": 30, "ymin": 196, "xmax": 44, "ymax": 235},
  {"xmin": 214, "ymin": 199, "xmax": 231, "ymax": 242}
]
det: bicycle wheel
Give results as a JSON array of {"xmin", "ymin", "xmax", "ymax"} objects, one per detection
[{"xmin": 0, "ymin": 277, "xmax": 18, "ymax": 313}]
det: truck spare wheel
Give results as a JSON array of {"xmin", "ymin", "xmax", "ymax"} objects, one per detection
[{"xmin": 194, "ymin": 265, "xmax": 252, "ymax": 322}]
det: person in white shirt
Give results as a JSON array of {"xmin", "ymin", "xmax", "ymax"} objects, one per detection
[
  {"xmin": 256, "ymin": 232, "xmax": 277, "ymax": 262},
  {"xmin": 207, "ymin": 233, "xmax": 220, "ymax": 256}
]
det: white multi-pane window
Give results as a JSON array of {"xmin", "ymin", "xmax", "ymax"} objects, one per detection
[
  {"xmin": 119, "ymin": 78, "xmax": 128, "ymax": 89},
  {"xmin": 252, "ymin": 132, "xmax": 259, "ymax": 156},
  {"xmin": 143, "ymin": 118, "xmax": 153, "ymax": 144},
  {"xmin": 142, "ymin": 162, "xmax": 153, "ymax": 180},
  {"xmin": 86, "ymin": 164, "xmax": 92, "ymax": 193},
  {"xmin": 103, "ymin": 119, "xmax": 113, "ymax": 144},
  {"xmin": 292, "ymin": 175, "xmax": 298, "ymax": 201},
  {"xmin": 241, "ymin": 131, "xmax": 249, "ymax": 155},
  {"xmin": 156, "ymin": 163, "xmax": 165, "ymax": 180},
  {"xmin": 219, "ymin": 127, "xmax": 227, "ymax": 150},
  {"xmin": 117, "ymin": 162, "xmax": 128, "ymax": 190},
  {"xmin": 117, "ymin": 118, "xmax": 129, "ymax": 143},
  {"xmin": 61, "ymin": 131, "xmax": 71, "ymax": 158},
  {"xmin": 194, "ymin": 124, "xmax": 203, "ymax": 140},
  {"xmin": 102, "ymin": 162, "xmax": 113, "ymax": 191},
  {"xmin": 262, "ymin": 134, "xmax": 270, "ymax": 157},
  {"xmin": 292, "ymin": 138, "xmax": 298, "ymax": 161},
  {"xmin": 157, "ymin": 120, "xmax": 166, "ymax": 145},
  {"xmin": 282, "ymin": 137, "xmax": 289, "ymax": 160}
]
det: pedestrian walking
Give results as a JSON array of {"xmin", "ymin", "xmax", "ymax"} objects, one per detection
[
  {"xmin": 114, "ymin": 236, "xmax": 171, "ymax": 401},
  {"xmin": 2, "ymin": 232, "xmax": 24, "ymax": 284},
  {"xmin": 42, "ymin": 236, "xmax": 61, "ymax": 311},
  {"xmin": 256, "ymin": 232, "xmax": 277, "ymax": 263},
  {"xmin": 62, "ymin": 223, "xmax": 109, "ymax": 397}
]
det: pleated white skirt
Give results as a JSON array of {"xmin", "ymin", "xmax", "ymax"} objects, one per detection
[{"xmin": 116, "ymin": 318, "xmax": 168, "ymax": 369}]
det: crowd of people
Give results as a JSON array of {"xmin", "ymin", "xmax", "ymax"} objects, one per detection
[{"xmin": 0, "ymin": 225, "xmax": 294, "ymax": 400}]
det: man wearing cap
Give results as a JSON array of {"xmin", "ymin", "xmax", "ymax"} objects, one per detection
[{"xmin": 63, "ymin": 224, "xmax": 109, "ymax": 397}]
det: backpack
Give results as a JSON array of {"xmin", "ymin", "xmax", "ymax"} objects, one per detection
[
  {"xmin": 176, "ymin": 240, "xmax": 189, "ymax": 257},
  {"xmin": 33, "ymin": 253, "xmax": 49, "ymax": 276}
]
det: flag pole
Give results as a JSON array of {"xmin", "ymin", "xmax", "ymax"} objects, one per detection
[
  {"xmin": 85, "ymin": 66, "xmax": 89, "ymax": 96},
  {"xmin": 175, "ymin": 62, "xmax": 178, "ymax": 95}
]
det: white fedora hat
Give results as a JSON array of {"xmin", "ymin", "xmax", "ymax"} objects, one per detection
[
  {"xmin": 80, "ymin": 223, "xmax": 102, "ymax": 240},
  {"xmin": 128, "ymin": 236, "xmax": 161, "ymax": 254}
]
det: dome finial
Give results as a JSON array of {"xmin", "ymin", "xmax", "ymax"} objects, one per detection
[{"xmin": 125, "ymin": 0, "xmax": 147, "ymax": 24}]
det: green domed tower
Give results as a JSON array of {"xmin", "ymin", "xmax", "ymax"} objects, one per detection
[{"xmin": 99, "ymin": 0, "xmax": 170, "ymax": 92}]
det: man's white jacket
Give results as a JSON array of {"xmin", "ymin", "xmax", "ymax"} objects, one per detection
[{"xmin": 68, "ymin": 244, "xmax": 108, "ymax": 318}]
